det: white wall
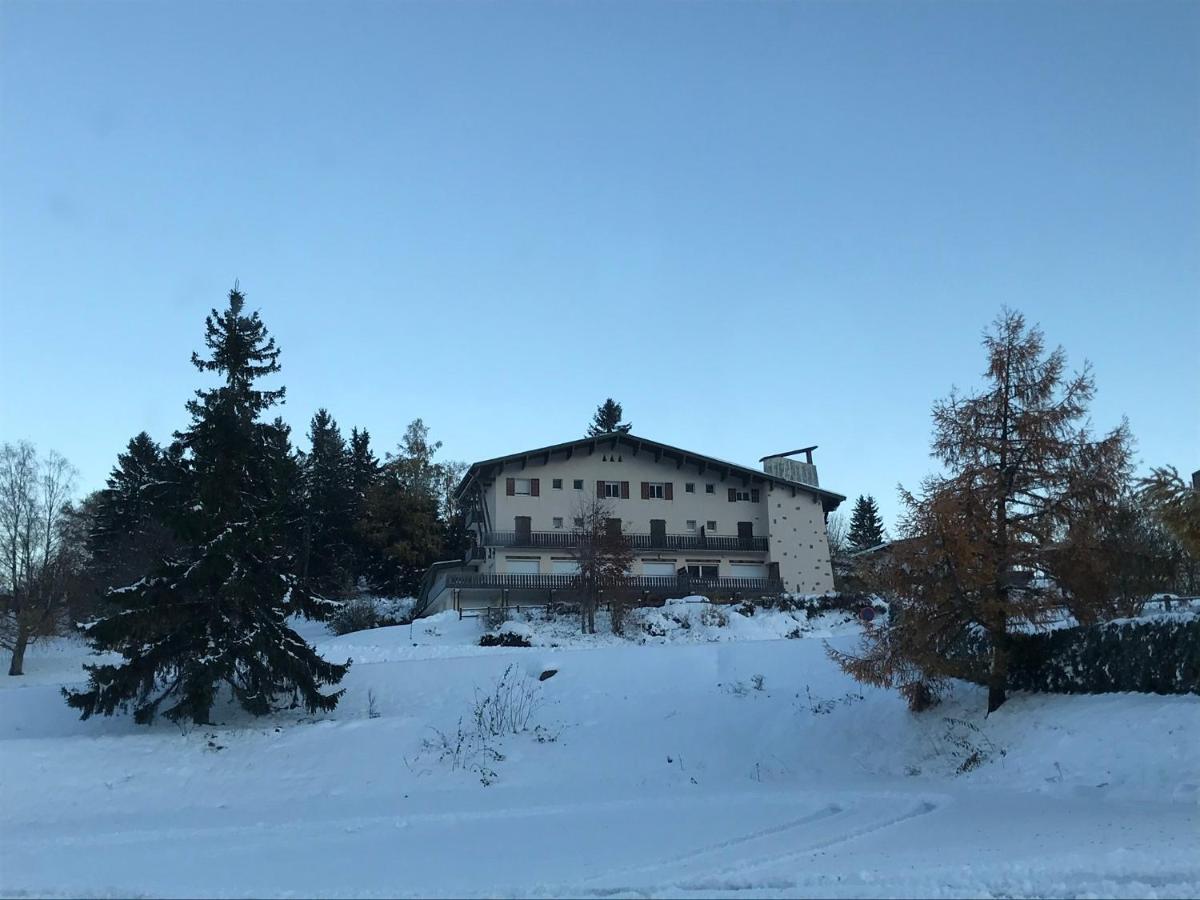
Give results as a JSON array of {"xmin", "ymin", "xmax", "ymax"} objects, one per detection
[{"xmin": 463, "ymin": 443, "xmax": 836, "ymax": 592}]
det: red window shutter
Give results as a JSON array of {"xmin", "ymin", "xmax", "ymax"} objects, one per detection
[
  {"xmin": 531, "ymin": 478, "xmax": 540, "ymax": 497},
  {"xmin": 665, "ymin": 482, "xmax": 674, "ymax": 501},
  {"xmin": 597, "ymin": 480, "xmax": 605, "ymax": 497},
  {"xmin": 641, "ymin": 481, "xmax": 650, "ymax": 500},
  {"xmin": 728, "ymin": 487, "xmax": 737, "ymax": 502},
  {"xmin": 621, "ymin": 481, "xmax": 630, "ymax": 499},
  {"xmin": 506, "ymin": 478, "xmax": 515, "ymax": 496}
]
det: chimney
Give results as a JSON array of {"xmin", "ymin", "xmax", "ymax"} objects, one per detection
[
  {"xmin": 761, "ymin": 446, "xmax": 820, "ymax": 488},
  {"xmin": 1192, "ymin": 470, "xmax": 1200, "ymax": 492}
]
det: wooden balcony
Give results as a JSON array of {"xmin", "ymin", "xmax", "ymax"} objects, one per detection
[
  {"xmin": 445, "ymin": 573, "xmax": 783, "ymax": 595},
  {"xmin": 480, "ymin": 530, "xmax": 768, "ymax": 554}
]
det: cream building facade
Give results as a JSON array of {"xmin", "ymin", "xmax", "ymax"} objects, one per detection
[{"xmin": 420, "ymin": 433, "xmax": 845, "ymax": 614}]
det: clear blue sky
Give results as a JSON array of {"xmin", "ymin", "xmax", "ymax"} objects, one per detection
[{"xmin": 2, "ymin": 0, "xmax": 1197, "ymax": 530}]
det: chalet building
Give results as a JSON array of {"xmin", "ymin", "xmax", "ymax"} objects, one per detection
[{"xmin": 420, "ymin": 433, "xmax": 845, "ymax": 614}]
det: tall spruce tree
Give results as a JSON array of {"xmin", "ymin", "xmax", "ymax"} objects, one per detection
[
  {"xmin": 65, "ymin": 287, "xmax": 348, "ymax": 725},
  {"xmin": 301, "ymin": 409, "xmax": 357, "ymax": 596},
  {"xmin": 586, "ymin": 398, "xmax": 631, "ymax": 436},
  {"xmin": 846, "ymin": 495, "xmax": 886, "ymax": 552}
]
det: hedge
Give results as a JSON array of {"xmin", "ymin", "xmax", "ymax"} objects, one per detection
[{"xmin": 966, "ymin": 614, "xmax": 1200, "ymax": 696}]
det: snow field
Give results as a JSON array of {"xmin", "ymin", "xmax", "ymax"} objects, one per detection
[{"xmin": 1, "ymin": 606, "xmax": 1197, "ymax": 898}]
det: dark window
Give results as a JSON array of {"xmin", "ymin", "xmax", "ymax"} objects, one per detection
[
  {"xmin": 573, "ymin": 479, "xmax": 584, "ymax": 490},
  {"xmin": 552, "ymin": 478, "xmax": 563, "ymax": 489},
  {"xmin": 685, "ymin": 482, "xmax": 695, "ymax": 493},
  {"xmin": 705, "ymin": 484, "xmax": 715, "ymax": 494},
  {"xmin": 604, "ymin": 481, "xmax": 621, "ymax": 498}
]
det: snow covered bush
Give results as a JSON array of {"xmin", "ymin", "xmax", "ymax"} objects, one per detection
[
  {"xmin": 479, "ymin": 621, "xmax": 533, "ymax": 648},
  {"xmin": 980, "ymin": 611, "xmax": 1200, "ymax": 696},
  {"xmin": 329, "ymin": 596, "xmax": 417, "ymax": 635}
]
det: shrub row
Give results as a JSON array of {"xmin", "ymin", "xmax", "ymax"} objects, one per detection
[{"xmin": 967, "ymin": 614, "xmax": 1200, "ymax": 696}]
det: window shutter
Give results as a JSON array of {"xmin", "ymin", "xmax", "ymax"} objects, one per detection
[
  {"xmin": 506, "ymin": 478, "xmax": 515, "ymax": 496},
  {"xmin": 641, "ymin": 481, "xmax": 650, "ymax": 500},
  {"xmin": 665, "ymin": 482, "xmax": 674, "ymax": 501},
  {"xmin": 531, "ymin": 478, "xmax": 540, "ymax": 497},
  {"xmin": 597, "ymin": 480, "xmax": 605, "ymax": 497},
  {"xmin": 728, "ymin": 487, "xmax": 737, "ymax": 502},
  {"xmin": 621, "ymin": 481, "xmax": 630, "ymax": 499}
]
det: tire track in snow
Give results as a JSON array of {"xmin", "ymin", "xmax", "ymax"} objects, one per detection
[
  {"xmin": 568, "ymin": 801, "xmax": 845, "ymax": 892},
  {"xmin": 571, "ymin": 795, "xmax": 943, "ymax": 898}
]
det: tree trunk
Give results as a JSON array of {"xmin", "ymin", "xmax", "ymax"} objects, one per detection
[
  {"xmin": 986, "ymin": 626, "xmax": 1008, "ymax": 714},
  {"xmin": 8, "ymin": 631, "xmax": 29, "ymax": 676}
]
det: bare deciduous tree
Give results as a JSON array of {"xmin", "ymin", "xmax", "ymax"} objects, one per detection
[
  {"xmin": 568, "ymin": 493, "xmax": 634, "ymax": 634},
  {"xmin": 0, "ymin": 441, "xmax": 78, "ymax": 675}
]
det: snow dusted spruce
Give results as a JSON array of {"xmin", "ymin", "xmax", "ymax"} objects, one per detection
[{"xmin": 64, "ymin": 287, "xmax": 348, "ymax": 725}]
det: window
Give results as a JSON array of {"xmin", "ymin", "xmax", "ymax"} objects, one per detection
[
  {"xmin": 573, "ymin": 516, "xmax": 584, "ymax": 528},
  {"xmin": 514, "ymin": 478, "xmax": 532, "ymax": 495},
  {"xmin": 553, "ymin": 517, "xmax": 564, "ymax": 529},
  {"xmin": 706, "ymin": 520, "xmax": 717, "ymax": 532},
  {"xmin": 647, "ymin": 482, "xmax": 665, "ymax": 499},
  {"xmin": 552, "ymin": 478, "xmax": 563, "ymax": 490},
  {"xmin": 604, "ymin": 481, "xmax": 621, "ymax": 498},
  {"xmin": 735, "ymin": 489, "xmax": 751, "ymax": 501},
  {"xmin": 732, "ymin": 488, "xmax": 761, "ymax": 503},
  {"xmin": 685, "ymin": 482, "xmax": 695, "ymax": 493},
  {"xmin": 573, "ymin": 479, "xmax": 584, "ymax": 490},
  {"xmin": 705, "ymin": 483, "xmax": 715, "ymax": 494},
  {"xmin": 686, "ymin": 564, "xmax": 719, "ymax": 579},
  {"xmin": 686, "ymin": 520, "xmax": 697, "ymax": 531}
]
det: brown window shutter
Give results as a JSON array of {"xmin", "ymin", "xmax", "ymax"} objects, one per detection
[
  {"xmin": 665, "ymin": 482, "xmax": 674, "ymax": 501},
  {"xmin": 597, "ymin": 480, "xmax": 605, "ymax": 497},
  {"xmin": 641, "ymin": 481, "xmax": 649, "ymax": 500},
  {"xmin": 506, "ymin": 478, "xmax": 515, "ymax": 496},
  {"xmin": 531, "ymin": 478, "xmax": 540, "ymax": 497},
  {"xmin": 728, "ymin": 487, "xmax": 737, "ymax": 502},
  {"xmin": 621, "ymin": 481, "xmax": 630, "ymax": 499}
]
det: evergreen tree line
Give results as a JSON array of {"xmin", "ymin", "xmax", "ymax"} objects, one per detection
[{"xmin": 0, "ymin": 286, "xmax": 466, "ymax": 722}]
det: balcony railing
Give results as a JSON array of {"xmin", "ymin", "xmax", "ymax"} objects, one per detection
[
  {"xmin": 480, "ymin": 530, "xmax": 768, "ymax": 553},
  {"xmin": 445, "ymin": 573, "xmax": 783, "ymax": 595}
]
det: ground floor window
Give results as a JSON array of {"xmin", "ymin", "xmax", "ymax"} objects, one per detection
[
  {"xmin": 685, "ymin": 563, "xmax": 719, "ymax": 579},
  {"xmin": 505, "ymin": 557, "xmax": 540, "ymax": 575}
]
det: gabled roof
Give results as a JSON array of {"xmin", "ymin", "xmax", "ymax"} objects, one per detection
[{"xmin": 454, "ymin": 432, "xmax": 846, "ymax": 512}]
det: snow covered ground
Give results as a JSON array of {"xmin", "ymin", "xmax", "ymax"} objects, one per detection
[{"xmin": 1, "ymin": 605, "xmax": 1197, "ymax": 899}]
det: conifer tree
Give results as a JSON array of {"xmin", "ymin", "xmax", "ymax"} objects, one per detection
[
  {"xmin": 846, "ymin": 495, "xmax": 886, "ymax": 552},
  {"xmin": 586, "ymin": 398, "xmax": 631, "ymax": 436},
  {"xmin": 65, "ymin": 287, "xmax": 348, "ymax": 725},
  {"xmin": 301, "ymin": 409, "xmax": 357, "ymax": 596},
  {"xmin": 88, "ymin": 432, "xmax": 179, "ymax": 591},
  {"xmin": 831, "ymin": 309, "xmax": 1131, "ymax": 714}
]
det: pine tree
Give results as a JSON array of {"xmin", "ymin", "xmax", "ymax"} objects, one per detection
[
  {"xmin": 346, "ymin": 427, "xmax": 381, "ymax": 587},
  {"xmin": 301, "ymin": 409, "xmax": 357, "ymax": 596},
  {"xmin": 831, "ymin": 309, "xmax": 1131, "ymax": 714},
  {"xmin": 88, "ymin": 432, "xmax": 178, "ymax": 591},
  {"xmin": 846, "ymin": 495, "xmax": 885, "ymax": 552},
  {"xmin": 586, "ymin": 398, "xmax": 631, "ymax": 436},
  {"xmin": 360, "ymin": 420, "xmax": 451, "ymax": 596},
  {"xmin": 65, "ymin": 287, "xmax": 348, "ymax": 725}
]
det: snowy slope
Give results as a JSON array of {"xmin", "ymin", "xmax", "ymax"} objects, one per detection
[{"xmin": 0, "ymin": 609, "xmax": 1197, "ymax": 899}]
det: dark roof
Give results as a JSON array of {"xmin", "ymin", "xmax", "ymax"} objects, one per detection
[{"xmin": 454, "ymin": 432, "xmax": 846, "ymax": 512}]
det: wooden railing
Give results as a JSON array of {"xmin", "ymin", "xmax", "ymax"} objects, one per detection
[
  {"xmin": 481, "ymin": 531, "xmax": 769, "ymax": 553},
  {"xmin": 445, "ymin": 573, "xmax": 783, "ymax": 594}
]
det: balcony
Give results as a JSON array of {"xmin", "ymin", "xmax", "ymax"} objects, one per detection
[
  {"xmin": 480, "ymin": 530, "xmax": 769, "ymax": 554},
  {"xmin": 445, "ymin": 573, "xmax": 783, "ymax": 595}
]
